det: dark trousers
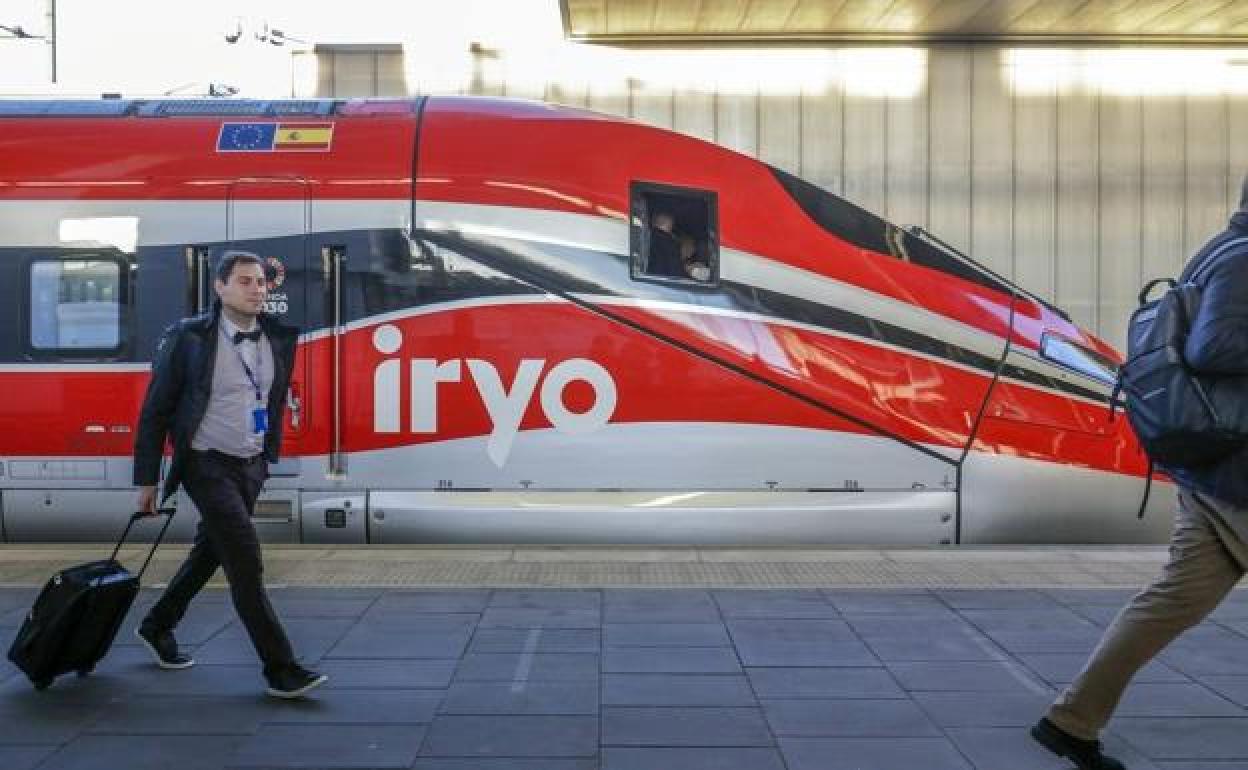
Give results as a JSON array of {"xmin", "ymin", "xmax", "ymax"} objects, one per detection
[{"xmin": 144, "ymin": 450, "xmax": 295, "ymax": 673}]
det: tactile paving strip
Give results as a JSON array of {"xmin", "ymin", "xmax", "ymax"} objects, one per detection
[{"xmin": 0, "ymin": 545, "xmax": 1169, "ymax": 588}]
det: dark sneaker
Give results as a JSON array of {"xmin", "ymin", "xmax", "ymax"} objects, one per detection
[
  {"xmin": 135, "ymin": 625, "xmax": 194, "ymax": 670},
  {"xmin": 1031, "ymin": 717, "xmax": 1126, "ymax": 770},
  {"xmin": 265, "ymin": 665, "xmax": 328, "ymax": 699}
]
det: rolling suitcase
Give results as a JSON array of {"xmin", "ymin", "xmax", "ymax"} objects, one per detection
[{"xmin": 7, "ymin": 508, "xmax": 175, "ymax": 690}]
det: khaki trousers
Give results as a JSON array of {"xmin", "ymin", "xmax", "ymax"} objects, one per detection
[{"xmin": 1047, "ymin": 489, "xmax": 1248, "ymax": 740}]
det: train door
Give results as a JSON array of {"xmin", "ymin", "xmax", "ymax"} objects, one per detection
[
  {"xmin": 304, "ymin": 234, "xmax": 370, "ymax": 545},
  {"xmin": 217, "ymin": 178, "xmax": 310, "ymax": 541}
]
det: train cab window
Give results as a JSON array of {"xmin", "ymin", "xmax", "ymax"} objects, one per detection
[
  {"xmin": 630, "ymin": 181, "xmax": 719, "ymax": 287},
  {"xmin": 27, "ymin": 255, "xmax": 126, "ymax": 355},
  {"xmin": 1040, "ymin": 332, "xmax": 1118, "ymax": 386}
]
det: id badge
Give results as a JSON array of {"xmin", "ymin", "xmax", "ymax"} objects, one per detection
[{"xmin": 251, "ymin": 405, "xmax": 269, "ymax": 435}]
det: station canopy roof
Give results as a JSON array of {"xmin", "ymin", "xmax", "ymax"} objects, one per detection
[{"xmin": 561, "ymin": 0, "xmax": 1248, "ymax": 44}]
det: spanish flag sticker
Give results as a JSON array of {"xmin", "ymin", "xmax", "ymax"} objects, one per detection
[{"xmin": 274, "ymin": 123, "xmax": 334, "ymax": 151}]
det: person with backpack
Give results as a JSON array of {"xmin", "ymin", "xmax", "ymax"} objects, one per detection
[{"xmin": 1031, "ymin": 177, "xmax": 1248, "ymax": 769}]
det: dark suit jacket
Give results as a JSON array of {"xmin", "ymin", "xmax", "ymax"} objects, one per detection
[{"xmin": 132, "ymin": 301, "xmax": 298, "ymax": 502}]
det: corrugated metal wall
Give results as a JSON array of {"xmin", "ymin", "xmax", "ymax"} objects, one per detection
[{"xmin": 310, "ymin": 44, "xmax": 1248, "ymax": 349}]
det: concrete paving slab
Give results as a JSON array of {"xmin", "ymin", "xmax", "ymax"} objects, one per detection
[
  {"xmin": 1113, "ymin": 682, "xmax": 1246, "ymax": 717},
  {"xmin": 601, "ymin": 706, "xmax": 773, "ymax": 746},
  {"xmin": 605, "ymin": 589, "xmax": 717, "ymax": 608},
  {"xmin": 603, "ymin": 647, "xmax": 742, "ymax": 674},
  {"xmin": 779, "ymin": 736, "xmax": 974, "ymax": 770},
  {"xmin": 39, "ymin": 735, "xmax": 246, "ymax": 770},
  {"xmin": 267, "ymin": 597, "xmax": 375, "ymax": 618},
  {"xmin": 604, "ymin": 622, "xmax": 729, "ymax": 647},
  {"xmin": 1162, "ymin": 627, "xmax": 1248, "ymax": 677},
  {"xmin": 823, "ymin": 590, "xmax": 951, "ymax": 615},
  {"xmin": 0, "ymin": 700, "xmax": 105, "ymax": 743},
  {"xmin": 0, "ymin": 745, "xmax": 59, "ymax": 770},
  {"xmin": 133, "ymin": 664, "xmax": 267, "ymax": 696},
  {"xmin": 712, "ymin": 589, "xmax": 840, "ymax": 618},
  {"xmin": 414, "ymin": 761, "xmax": 597, "ymax": 770},
  {"xmin": 1043, "ymin": 588, "xmax": 1140, "ymax": 605},
  {"xmin": 0, "ymin": 659, "xmax": 155, "ymax": 704},
  {"xmin": 369, "ymin": 590, "xmax": 490, "ymax": 613},
  {"xmin": 747, "ymin": 667, "xmax": 905, "ymax": 698},
  {"xmin": 957, "ymin": 607, "xmax": 1102, "ymax": 631},
  {"xmin": 861, "ymin": 631, "xmax": 999, "ymax": 663},
  {"xmin": 231, "ymin": 724, "xmax": 425, "ymax": 768},
  {"xmin": 478, "ymin": 607, "xmax": 601, "ymax": 629},
  {"xmin": 977, "ymin": 627, "xmax": 1104, "ymax": 654},
  {"xmin": 421, "ymin": 715, "xmax": 597, "ymax": 757},
  {"xmin": 85, "ymin": 694, "xmax": 270, "ymax": 735},
  {"xmin": 944, "ymin": 726, "xmax": 1082, "ymax": 770},
  {"xmin": 453, "ymin": 652, "xmax": 599, "ymax": 682},
  {"xmin": 911, "ymin": 690, "xmax": 1055, "ymax": 727},
  {"xmin": 602, "ymin": 674, "xmax": 756, "ymax": 707},
  {"xmin": 441, "ymin": 681, "xmax": 598, "ymax": 714},
  {"xmin": 468, "ymin": 628, "xmax": 600, "ymax": 654},
  {"xmin": 933, "ymin": 589, "xmax": 1061, "ymax": 609},
  {"xmin": 1111, "ymin": 717, "xmax": 1248, "ymax": 760},
  {"xmin": 489, "ymin": 590, "xmax": 601, "ymax": 610},
  {"xmin": 1193, "ymin": 675, "xmax": 1248, "ymax": 708},
  {"xmin": 319, "ymin": 659, "xmax": 456, "ymax": 689},
  {"xmin": 602, "ymin": 747, "xmax": 786, "ymax": 769},
  {"xmin": 1065, "ymin": 602, "xmax": 1126, "ymax": 626},
  {"xmin": 762, "ymin": 698, "xmax": 941, "ymax": 737},
  {"xmin": 736, "ymin": 637, "xmax": 879, "ymax": 667},
  {"xmin": 261, "ymin": 689, "xmax": 444, "ymax": 724},
  {"xmin": 353, "ymin": 611, "xmax": 480, "ymax": 630},
  {"xmin": 328, "ymin": 625, "xmax": 474, "ymax": 659},
  {"xmin": 886, "ymin": 661, "xmax": 1047, "ymax": 692},
  {"xmin": 1016, "ymin": 652, "xmax": 1188, "ymax": 685}
]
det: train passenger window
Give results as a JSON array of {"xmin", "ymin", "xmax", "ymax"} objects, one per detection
[
  {"xmin": 27, "ymin": 255, "xmax": 126, "ymax": 355},
  {"xmin": 1040, "ymin": 332, "xmax": 1117, "ymax": 385},
  {"xmin": 630, "ymin": 181, "xmax": 719, "ymax": 287}
]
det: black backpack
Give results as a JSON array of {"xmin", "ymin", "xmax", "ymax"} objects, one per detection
[{"xmin": 1114, "ymin": 235, "xmax": 1248, "ymax": 473}]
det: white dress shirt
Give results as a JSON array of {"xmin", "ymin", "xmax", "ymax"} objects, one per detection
[{"xmin": 190, "ymin": 316, "xmax": 275, "ymax": 458}]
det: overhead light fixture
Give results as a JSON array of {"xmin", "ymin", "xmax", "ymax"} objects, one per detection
[
  {"xmin": 223, "ymin": 17, "xmax": 243, "ymax": 44},
  {"xmin": 162, "ymin": 82, "xmax": 239, "ymax": 97},
  {"xmin": 256, "ymin": 22, "xmax": 307, "ymax": 47},
  {"xmin": 225, "ymin": 17, "xmax": 307, "ymax": 48}
]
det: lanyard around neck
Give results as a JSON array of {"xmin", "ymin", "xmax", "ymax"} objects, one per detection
[{"xmin": 226, "ymin": 326, "xmax": 264, "ymax": 401}]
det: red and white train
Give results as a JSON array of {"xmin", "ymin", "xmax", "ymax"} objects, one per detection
[{"xmin": 0, "ymin": 96, "xmax": 1171, "ymax": 544}]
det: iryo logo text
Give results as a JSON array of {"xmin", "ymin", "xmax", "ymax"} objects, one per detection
[{"xmin": 371, "ymin": 324, "xmax": 618, "ymax": 467}]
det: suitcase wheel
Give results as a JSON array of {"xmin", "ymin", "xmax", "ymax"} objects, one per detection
[{"xmin": 33, "ymin": 679, "xmax": 52, "ymax": 691}]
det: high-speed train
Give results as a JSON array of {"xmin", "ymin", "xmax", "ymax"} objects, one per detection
[{"xmin": 0, "ymin": 96, "xmax": 1171, "ymax": 545}]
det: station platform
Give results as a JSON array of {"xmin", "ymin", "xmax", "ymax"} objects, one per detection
[{"xmin": 2, "ymin": 544, "xmax": 1246, "ymax": 769}]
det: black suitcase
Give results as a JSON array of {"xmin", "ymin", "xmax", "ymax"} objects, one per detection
[{"xmin": 7, "ymin": 509, "xmax": 174, "ymax": 690}]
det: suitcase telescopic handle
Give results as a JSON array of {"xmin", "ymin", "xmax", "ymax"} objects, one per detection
[{"xmin": 108, "ymin": 508, "xmax": 176, "ymax": 581}]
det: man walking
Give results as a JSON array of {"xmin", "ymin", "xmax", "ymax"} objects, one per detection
[
  {"xmin": 132, "ymin": 251, "xmax": 327, "ymax": 699},
  {"xmin": 1032, "ymin": 179, "xmax": 1248, "ymax": 768}
]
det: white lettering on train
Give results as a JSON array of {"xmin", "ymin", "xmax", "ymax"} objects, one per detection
[{"xmin": 371, "ymin": 324, "xmax": 618, "ymax": 467}]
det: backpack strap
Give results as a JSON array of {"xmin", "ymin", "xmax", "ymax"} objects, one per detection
[
  {"xmin": 1136, "ymin": 457, "xmax": 1153, "ymax": 520},
  {"xmin": 1182, "ymin": 235, "xmax": 1248, "ymax": 286},
  {"xmin": 1137, "ymin": 278, "xmax": 1176, "ymax": 307}
]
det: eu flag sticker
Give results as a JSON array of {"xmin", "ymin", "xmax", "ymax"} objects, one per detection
[{"xmin": 217, "ymin": 123, "xmax": 277, "ymax": 152}]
